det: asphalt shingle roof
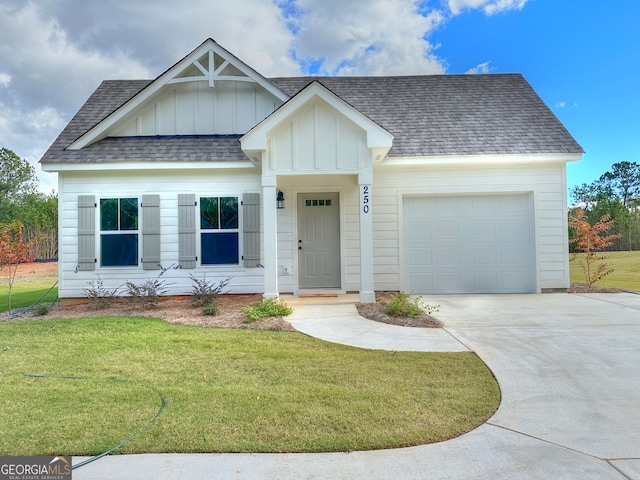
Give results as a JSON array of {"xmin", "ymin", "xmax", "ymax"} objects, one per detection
[{"xmin": 40, "ymin": 74, "xmax": 583, "ymax": 165}]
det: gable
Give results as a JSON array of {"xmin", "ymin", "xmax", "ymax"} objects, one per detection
[
  {"xmin": 68, "ymin": 39, "xmax": 288, "ymax": 149},
  {"xmin": 241, "ymin": 81, "xmax": 393, "ymax": 173},
  {"xmin": 269, "ymin": 97, "xmax": 369, "ymax": 172}
]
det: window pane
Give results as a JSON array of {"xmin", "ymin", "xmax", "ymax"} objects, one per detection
[
  {"xmin": 200, "ymin": 197, "xmax": 219, "ymax": 229},
  {"xmin": 101, "ymin": 234, "xmax": 138, "ymax": 266},
  {"xmin": 120, "ymin": 198, "xmax": 138, "ymax": 230},
  {"xmin": 100, "ymin": 199, "xmax": 118, "ymax": 231},
  {"xmin": 201, "ymin": 232, "xmax": 238, "ymax": 265},
  {"xmin": 220, "ymin": 197, "xmax": 238, "ymax": 229}
]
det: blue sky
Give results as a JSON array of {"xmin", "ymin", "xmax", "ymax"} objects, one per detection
[{"xmin": 0, "ymin": 0, "xmax": 637, "ymax": 194}]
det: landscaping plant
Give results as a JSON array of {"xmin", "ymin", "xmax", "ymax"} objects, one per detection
[
  {"xmin": 124, "ymin": 279, "xmax": 169, "ymax": 308},
  {"xmin": 243, "ymin": 297, "xmax": 293, "ymax": 323},
  {"xmin": 569, "ymin": 208, "xmax": 621, "ymax": 286},
  {"xmin": 383, "ymin": 292, "xmax": 439, "ymax": 319},
  {"xmin": 83, "ymin": 276, "xmax": 120, "ymax": 309}
]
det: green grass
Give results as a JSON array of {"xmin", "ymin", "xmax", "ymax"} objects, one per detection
[
  {"xmin": 0, "ymin": 316, "xmax": 500, "ymax": 456},
  {"xmin": 0, "ymin": 280, "xmax": 58, "ymax": 314},
  {"xmin": 570, "ymin": 250, "xmax": 640, "ymax": 291}
]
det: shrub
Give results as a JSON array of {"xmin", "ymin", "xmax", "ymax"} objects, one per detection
[
  {"xmin": 189, "ymin": 275, "xmax": 231, "ymax": 307},
  {"xmin": 124, "ymin": 279, "xmax": 169, "ymax": 308},
  {"xmin": 83, "ymin": 277, "xmax": 119, "ymax": 309},
  {"xmin": 33, "ymin": 304, "xmax": 50, "ymax": 316},
  {"xmin": 202, "ymin": 301, "xmax": 219, "ymax": 316},
  {"xmin": 383, "ymin": 292, "xmax": 439, "ymax": 319},
  {"xmin": 242, "ymin": 297, "xmax": 293, "ymax": 323}
]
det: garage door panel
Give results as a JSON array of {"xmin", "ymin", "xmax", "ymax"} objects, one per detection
[
  {"xmin": 436, "ymin": 197, "xmax": 460, "ymax": 215},
  {"xmin": 473, "ymin": 220, "xmax": 497, "ymax": 239},
  {"xmin": 436, "ymin": 221, "xmax": 459, "ymax": 239},
  {"xmin": 472, "ymin": 196, "xmax": 497, "ymax": 214},
  {"xmin": 473, "ymin": 272, "xmax": 498, "ymax": 291},
  {"xmin": 409, "ymin": 246, "xmax": 432, "ymax": 266},
  {"xmin": 404, "ymin": 194, "xmax": 534, "ymax": 294},
  {"xmin": 437, "ymin": 272, "xmax": 461, "ymax": 291},
  {"xmin": 436, "ymin": 247, "xmax": 460, "ymax": 266},
  {"xmin": 473, "ymin": 246, "xmax": 497, "ymax": 265},
  {"xmin": 500, "ymin": 218, "xmax": 530, "ymax": 239},
  {"xmin": 409, "ymin": 273, "xmax": 433, "ymax": 291}
]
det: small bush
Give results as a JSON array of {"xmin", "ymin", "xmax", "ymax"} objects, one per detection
[
  {"xmin": 33, "ymin": 304, "xmax": 50, "ymax": 316},
  {"xmin": 124, "ymin": 279, "xmax": 169, "ymax": 308},
  {"xmin": 383, "ymin": 292, "xmax": 439, "ymax": 319},
  {"xmin": 202, "ymin": 301, "xmax": 219, "ymax": 316},
  {"xmin": 189, "ymin": 275, "xmax": 231, "ymax": 307},
  {"xmin": 242, "ymin": 297, "xmax": 293, "ymax": 323},
  {"xmin": 83, "ymin": 277, "xmax": 119, "ymax": 309}
]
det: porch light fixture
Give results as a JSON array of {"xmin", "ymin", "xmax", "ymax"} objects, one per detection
[{"xmin": 276, "ymin": 190, "xmax": 285, "ymax": 209}]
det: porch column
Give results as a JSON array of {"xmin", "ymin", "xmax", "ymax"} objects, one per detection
[
  {"xmin": 262, "ymin": 180, "xmax": 279, "ymax": 299},
  {"xmin": 358, "ymin": 173, "xmax": 375, "ymax": 303}
]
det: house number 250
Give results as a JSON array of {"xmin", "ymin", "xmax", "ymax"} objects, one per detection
[{"xmin": 362, "ymin": 186, "xmax": 370, "ymax": 214}]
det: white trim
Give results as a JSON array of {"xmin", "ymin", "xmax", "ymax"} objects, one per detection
[
  {"xmin": 42, "ymin": 161, "xmax": 256, "ymax": 173},
  {"xmin": 68, "ymin": 39, "xmax": 289, "ymax": 150},
  {"xmin": 241, "ymin": 82, "xmax": 393, "ymax": 153},
  {"xmin": 382, "ymin": 152, "xmax": 582, "ymax": 166}
]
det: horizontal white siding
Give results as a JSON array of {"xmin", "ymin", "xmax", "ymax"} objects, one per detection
[
  {"xmin": 372, "ymin": 162, "xmax": 570, "ymax": 292},
  {"xmin": 58, "ymin": 169, "xmax": 264, "ymax": 298}
]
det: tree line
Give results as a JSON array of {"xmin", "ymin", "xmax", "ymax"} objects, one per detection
[
  {"xmin": 0, "ymin": 147, "xmax": 57, "ymax": 260},
  {"xmin": 570, "ymin": 161, "xmax": 640, "ymax": 252}
]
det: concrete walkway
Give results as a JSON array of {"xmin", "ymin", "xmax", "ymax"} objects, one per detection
[{"xmin": 74, "ymin": 293, "xmax": 640, "ymax": 479}]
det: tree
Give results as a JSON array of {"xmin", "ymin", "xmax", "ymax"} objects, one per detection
[
  {"xmin": 596, "ymin": 161, "xmax": 640, "ymax": 208},
  {"xmin": 0, "ymin": 148, "xmax": 37, "ymax": 201},
  {"xmin": 568, "ymin": 208, "xmax": 620, "ymax": 286},
  {"xmin": 0, "ymin": 220, "xmax": 35, "ymax": 314}
]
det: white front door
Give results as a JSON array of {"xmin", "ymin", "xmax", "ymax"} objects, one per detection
[{"xmin": 298, "ymin": 193, "xmax": 341, "ymax": 289}]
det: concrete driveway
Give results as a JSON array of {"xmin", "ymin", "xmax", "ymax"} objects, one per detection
[
  {"xmin": 74, "ymin": 293, "xmax": 640, "ymax": 479},
  {"xmin": 433, "ymin": 292, "xmax": 640, "ymax": 478}
]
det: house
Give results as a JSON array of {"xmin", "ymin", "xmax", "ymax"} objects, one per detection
[{"xmin": 40, "ymin": 38, "xmax": 583, "ymax": 303}]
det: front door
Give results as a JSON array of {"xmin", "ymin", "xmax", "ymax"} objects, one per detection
[{"xmin": 297, "ymin": 193, "xmax": 341, "ymax": 289}]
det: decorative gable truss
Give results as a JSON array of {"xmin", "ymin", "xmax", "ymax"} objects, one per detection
[
  {"xmin": 78, "ymin": 193, "xmax": 261, "ymax": 271},
  {"xmin": 69, "ymin": 39, "xmax": 290, "ymax": 148}
]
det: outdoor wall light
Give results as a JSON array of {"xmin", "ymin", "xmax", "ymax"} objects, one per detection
[{"xmin": 276, "ymin": 190, "xmax": 285, "ymax": 209}]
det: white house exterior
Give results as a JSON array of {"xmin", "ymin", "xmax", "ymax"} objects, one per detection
[{"xmin": 40, "ymin": 39, "xmax": 583, "ymax": 303}]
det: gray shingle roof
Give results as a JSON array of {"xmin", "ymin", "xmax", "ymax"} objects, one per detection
[{"xmin": 40, "ymin": 74, "xmax": 583, "ymax": 165}]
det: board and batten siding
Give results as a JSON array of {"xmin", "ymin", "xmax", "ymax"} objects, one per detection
[
  {"xmin": 371, "ymin": 162, "xmax": 570, "ymax": 292},
  {"xmin": 112, "ymin": 81, "xmax": 282, "ymax": 137},
  {"xmin": 58, "ymin": 169, "xmax": 264, "ymax": 298}
]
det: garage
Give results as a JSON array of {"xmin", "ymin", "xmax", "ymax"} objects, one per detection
[{"xmin": 404, "ymin": 194, "xmax": 535, "ymax": 294}]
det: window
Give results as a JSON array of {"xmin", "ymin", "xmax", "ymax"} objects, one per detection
[
  {"xmin": 200, "ymin": 196, "xmax": 239, "ymax": 265},
  {"xmin": 100, "ymin": 198, "xmax": 138, "ymax": 266}
]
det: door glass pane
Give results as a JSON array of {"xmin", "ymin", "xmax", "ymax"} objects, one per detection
[
  {"xmin": 101, "ymin": 234, "xmax": 138, "ymax": 266},
  {"xmin": 100, "ymin": 199, "xmax": 118, "ymax": 231},
  {"xmin": 201, "ymin": 232, "xmax": 239, "ymax": 264},
  {"xmin": 120, "ymin": 198, "xmax": 138, "ymax": 230},
  {"xmin": 220, "ymin": 197, "xmax": 238, "ymax": 229},
  {"xmin": 200, "ymin": 197, "xmax": 219, "ymax": 229}
]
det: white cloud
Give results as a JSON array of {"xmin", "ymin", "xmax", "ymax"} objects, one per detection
[
  {"xmin": 0, "ymin": 73, "xmax": 10, "ymax": 86},
  {"xmin": 448, "ymin": 0, "xmax": 529, "ymax": 15},
  {"xmin": 465, "ymin": 61, "xmax": 492, "ymax": 74},
  {"xmin": 555, "ymin": 102, "xmax": 566, "ymax": 108},
  {"xmin": 292, "ymin": 0, "xmax": 447, "ymax": 75}
]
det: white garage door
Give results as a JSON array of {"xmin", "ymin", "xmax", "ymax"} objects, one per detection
[{"xmin": 404, "ymin": 194, "xmax": 534, "ymax": 294}]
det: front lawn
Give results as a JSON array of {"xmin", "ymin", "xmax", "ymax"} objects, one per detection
[
  {"xmin": 570, "ymin": 250, "xmax": 640, "ymax": 292},
  {"xmin": 0, "ymin": 316, "xmax": 500, "ymax": 456},
  {"xmin": 0, "ymin": 280, "xmax": 58, "ymax": 314}
]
